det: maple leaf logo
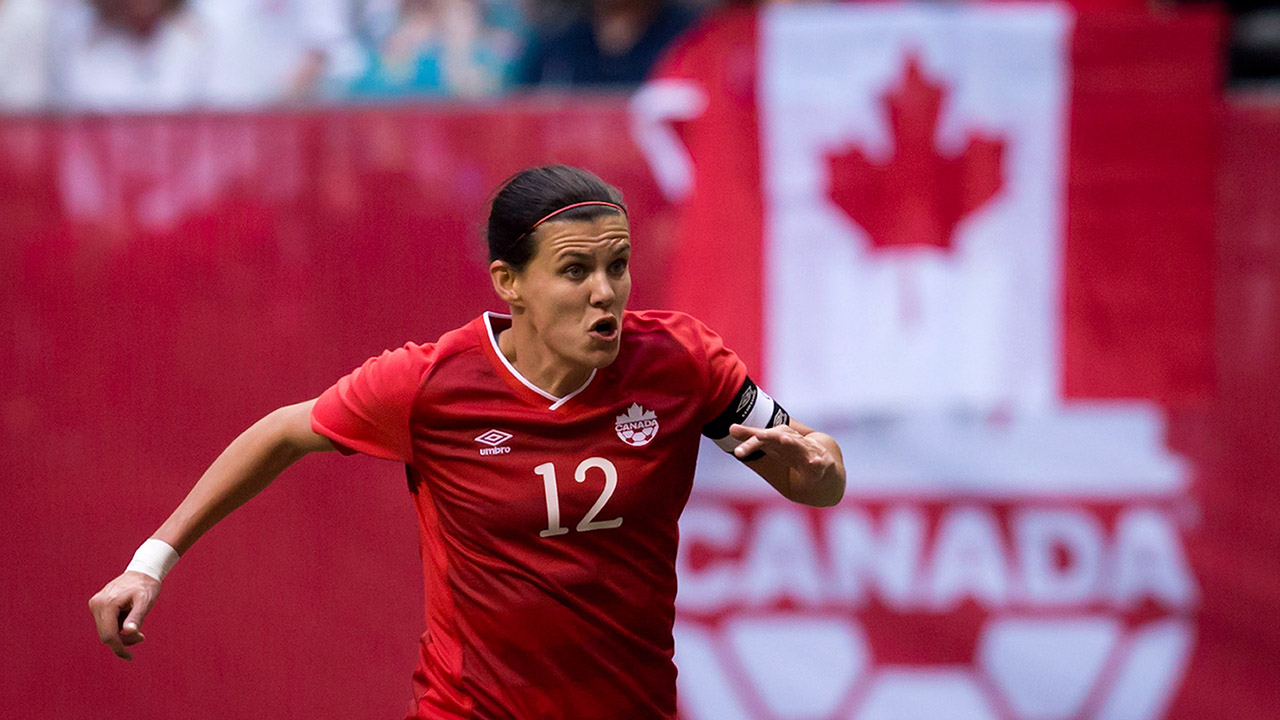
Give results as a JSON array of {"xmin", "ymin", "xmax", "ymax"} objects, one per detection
[
  {"xmin": 827, "ymin": 55, "xmax": 1006, "ymax": 252},
  {"xmin": 615, "ymin": 402, "xmax": 657, "ymax": 425}
]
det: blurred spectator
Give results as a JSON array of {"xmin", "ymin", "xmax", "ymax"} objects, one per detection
[
  {"xmin": 0, "ymin": 0, "xmax": 58, "ymax": 111},
  {"xmin": 348, "ymin": 0, "xmax": 526, "ymax": 99},
  {"xmin": 1230, "ymin": 4, "xmax": 1280, "ymax": 84},
  {"xmin": 48, "ymin": 0, "xmax": 217, "ymax": 112},
  {"xmin": 195, "ymin": 0, "xmax": 365, "ymax": 105},
  {"xmin": 517, "ymin": 0, "xmax": 698, "ymax": 87}
]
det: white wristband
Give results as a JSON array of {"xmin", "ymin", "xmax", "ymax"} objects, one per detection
[{"xmin": 126, "ymin": 538, "xmax": 180, "ymax": 582}]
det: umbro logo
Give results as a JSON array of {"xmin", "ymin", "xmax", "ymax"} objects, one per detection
[{"xmin": 475, "ymin": 429, "xmax": 513, "ymax": 455}]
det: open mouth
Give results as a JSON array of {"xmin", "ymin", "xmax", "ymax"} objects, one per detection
[{"xmin": 589, "ymin": 316, "xmax": 619, "ymax": 341}]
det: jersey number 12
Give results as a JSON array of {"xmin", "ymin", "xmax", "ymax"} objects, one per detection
[{"xmin": 536, "ymin": 457, "xmax": 623, "ymax": 537}]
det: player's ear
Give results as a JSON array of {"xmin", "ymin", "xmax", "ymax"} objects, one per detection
[{"xmin": 490, "ymin": 260, "xmax": 522, "ymax": 307}]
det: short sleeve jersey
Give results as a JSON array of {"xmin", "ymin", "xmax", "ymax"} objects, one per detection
[{"xmin": 311, "ymin": 309, "xmax": 747, "ymax": 720}]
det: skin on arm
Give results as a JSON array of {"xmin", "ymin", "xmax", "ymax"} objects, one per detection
[
  {"xmin": 88, "ymin": 399, "xmax": 335, "ymax": 660},
  {"xmin": 729, "ymin": 418, "xmax": 846, "ymax": 508}
]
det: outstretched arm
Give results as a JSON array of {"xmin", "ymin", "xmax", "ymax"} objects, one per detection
[
  {"xmin": 89, "ymin": 399, "xmax": 334, "ymax": 660},
  {"xmin": 730, "ymin": 419, "xmax": 845, "ymax": 508}
]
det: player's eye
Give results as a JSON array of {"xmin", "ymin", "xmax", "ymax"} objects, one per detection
[
  {"xmin": 563, "ymin": 265, "xmax": 585, "ymax": 279},
  {"xmin": 609, "ymin": 258, "xmax": 629, "ymax": 275}
]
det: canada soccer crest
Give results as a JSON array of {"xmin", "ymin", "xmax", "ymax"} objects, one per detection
[{"xmin": 615, "ymin": 402, "xmax": 660, "ymax": 446}]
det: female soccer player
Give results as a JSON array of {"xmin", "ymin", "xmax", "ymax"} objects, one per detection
[{"xmin": 89, "ymin": 165, "xmax": 845, "ymax": 719}]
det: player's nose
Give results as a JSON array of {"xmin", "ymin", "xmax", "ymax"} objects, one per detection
[{"xmin": 588, "ymin": 270, "xmax": 616, "ymax": 307}]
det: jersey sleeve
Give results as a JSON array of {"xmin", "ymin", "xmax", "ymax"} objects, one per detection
[
  {"xmin": 310, "ymin": 342, "xmax": 435, "ymax": 463},
  {"xmin": 672, "ymin": 313, "xmax": 792, "ymax": 461},
  {"xmin": 675, "ymin": 313, "xmax": 749, "ymax": 425}
]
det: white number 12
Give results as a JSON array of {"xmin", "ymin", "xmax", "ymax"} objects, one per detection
[{"xmin": 536, "ymin": 457, "xmax": 623, "ymax": 537}]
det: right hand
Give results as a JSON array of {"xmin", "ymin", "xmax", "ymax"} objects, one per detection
[{"xmin": 89, "ymin": 571, "xmax": 161, "ymax": 661}]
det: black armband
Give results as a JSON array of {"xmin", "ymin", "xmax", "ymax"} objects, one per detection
[{"xmin": 702, "ymin": 377, "xmax": 790, "ymax": 462}]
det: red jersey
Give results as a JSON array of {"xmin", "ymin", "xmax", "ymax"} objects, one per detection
[{"xmin": 311, "ymin": 309, "xmax": 747, "ymax": 720}]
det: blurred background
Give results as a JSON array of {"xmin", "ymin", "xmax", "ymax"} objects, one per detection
[{"xmin": 1, "ymin": 0, "xmax": 1278, "ymax": 719}]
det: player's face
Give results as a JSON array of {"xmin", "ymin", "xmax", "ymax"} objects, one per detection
[{"xmin": 513, "ymin": 214, "xmax": 632, "ymax": 371}]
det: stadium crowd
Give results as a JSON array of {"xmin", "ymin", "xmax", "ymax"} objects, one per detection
[
  {"xmin": 0, "ymin": 0, "xmax": 1275, "ymax": 112},
  {"xmin": 0, "ymin": 0, "xmax": 701, "ymax": 110}
]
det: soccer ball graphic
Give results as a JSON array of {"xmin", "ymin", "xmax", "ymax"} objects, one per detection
[
  {"xmin": 616, "ymin": 402, "xmax": 660, "ymax": 447},
  {"xmin": 677, "ymin": 614, "xmax": 1193, "ymax": 720}
]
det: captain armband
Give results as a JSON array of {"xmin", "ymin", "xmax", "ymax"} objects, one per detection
[{"xmin": 701, "ymin": 377, "xmax": 790, "ymax": 462}]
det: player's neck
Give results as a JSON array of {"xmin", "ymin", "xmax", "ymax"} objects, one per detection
[{"xmin": 497, "ymin": 324, "xmax": 593, "ymax": 399}]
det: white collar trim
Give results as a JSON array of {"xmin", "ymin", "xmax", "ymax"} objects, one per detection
[{"xmin": 483, "ymin": 312, "xmax": 596, "ymax": 411}]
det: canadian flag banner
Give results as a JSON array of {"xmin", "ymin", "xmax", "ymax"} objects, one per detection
[
  {"xmin": 634, "ymin": 5, "xmax": 1221, "ymax": 720},
  {"xmin": 762, "ymin": 7, "xmax": 1069, "ymax": 415}
]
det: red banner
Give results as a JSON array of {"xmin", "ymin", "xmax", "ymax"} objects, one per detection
[{"xmin": 631, "ymin": 6, "xmax": 1274, "ymax": 720}]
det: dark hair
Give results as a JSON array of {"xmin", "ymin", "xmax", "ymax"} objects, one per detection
[{"xmin": 487, "ymin": 165, "xmax": 627, "ymax": 270}]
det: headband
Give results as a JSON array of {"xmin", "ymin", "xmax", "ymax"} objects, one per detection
[{"xmin": 517, "ymin": 201, "xmax": 627, "ymax": 242}]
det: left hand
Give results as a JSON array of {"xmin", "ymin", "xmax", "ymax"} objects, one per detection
[{"xmin": 728, "ymin": 423, "xmax": 837, "ymax": 475}]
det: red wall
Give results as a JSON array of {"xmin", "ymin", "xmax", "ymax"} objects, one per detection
[
  {"xmin": 1, "ymin": 95, "xmax": 1278, "ymax": 718},
  {"xmin": 0, "ymin": 101, "xmax": 674, "ymax": 719},
  {"xmin": 1183, "ymin": 96, "xmax": 1280, "ymax": 719}
]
